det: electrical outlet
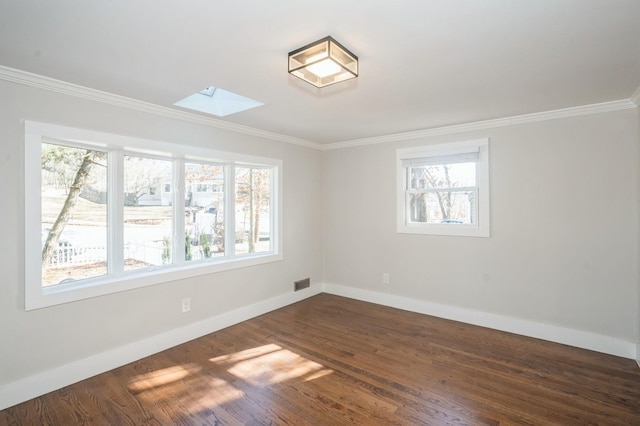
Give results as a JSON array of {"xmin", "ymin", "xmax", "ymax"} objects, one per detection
[
  {"xmin": 182, "ymin": 297, "xmax": 191, "ymax": 313},
  {"xmin": 383, "ymin": 273, "xmax": 390, "ymax": 285}
]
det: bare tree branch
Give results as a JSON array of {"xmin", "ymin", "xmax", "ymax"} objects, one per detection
[{"xmin": 42, "ymin": 150, "xmax": 98, "ymax": 266}]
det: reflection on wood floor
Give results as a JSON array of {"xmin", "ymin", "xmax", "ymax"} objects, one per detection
[{"xmin": 2, "ymin": 293, "xmax": 640, "ymax": 425}]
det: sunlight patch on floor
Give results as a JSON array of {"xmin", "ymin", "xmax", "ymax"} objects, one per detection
[
  {"xmin": 195, "ymin": 377, "xmax": 246, "ymax": 405},
  {"xmin": 209, "ymin": 343, "xmax": 282, "ymax": 364},
  {"xmin": 210, "ymin": 343, "xmax": 333, "ymax": 386},
  {"xmin": 130, "ymin": 364, "xmax": 246, "ymax": 411},
  {"xmin": 128, "ymin": 363, "xmax": 202, "ymax": 392}
]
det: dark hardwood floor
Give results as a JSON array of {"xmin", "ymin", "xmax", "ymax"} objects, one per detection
[{"xmin": 2, "ymin": 293, "xmax": 640, "ymax": 425}]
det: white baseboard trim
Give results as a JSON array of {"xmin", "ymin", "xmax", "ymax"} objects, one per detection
[
  {"xmin": 322, "ymin": 283, "xmax": 636, "ymax": 360},
  {"xmin": 0, "ymin": 285, "xmax": 322, "ymax": 411}
]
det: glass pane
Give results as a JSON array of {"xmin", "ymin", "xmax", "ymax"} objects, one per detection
[
  {"xmin": 124, "ymin": 156, "xmax": 173, "ymax": 271},
  {"xmin": 185, "ymin": 162, "xmax": 225, "ymax": 261},
  {"xmin": 235, "ymin": 167, "xmax": 272, "ymax": 255},
  {"xmin": 409, "ymin": 191, "xmax": 476, "ymax": 224},
  {"xmin": 410, "ymin": 162, "xmax": 475, "ymax": 189},
  {"xmin": 41, "ymin": 143, "xmax": 108, "ymax": 286}
]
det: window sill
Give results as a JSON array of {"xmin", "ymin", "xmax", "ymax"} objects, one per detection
[
  {"xmin": 398, "ymin": 222, "xmax": 490, "ymax": 238},
  {"xmin": 26, "ymin": 252, "xmax": 282, "ymax": 310}
]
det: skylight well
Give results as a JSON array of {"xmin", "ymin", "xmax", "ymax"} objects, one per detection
[{"xmin": 174, "ymin": 87, "xmax": 263, "ymax": 117}]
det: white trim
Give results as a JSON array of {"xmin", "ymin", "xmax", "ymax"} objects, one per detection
[
  {"xmin": 322, "ymin": 283, "xmax": 637, "ymax": 360},
  {"xmin": 26, "ymin": 121, "xmax": 284, "ymax": 310},
  {"xmin": 31, "ymin": 254, "xmax": 284, "ymax": 310},
  {"xmin": 1, "ymin": 66, "xmax": 638, "ymax": 152},
  {"xmin": 0, "ymin": 66, "xmax": 320, "ymax": 150},
  {"xmin": 323, "ymin": 99, "xmax": 637, "ymax": 151},
  {"xmin": 0, "ymin": 283, "xmax": 635, "ymax": 410},
  {"xmin": 0, "ymin": 284, "xmax": 323, "ymax": 411},
  {"xmin": 397, "ymin": 138, "xmax": 490, "ymax": 238}
]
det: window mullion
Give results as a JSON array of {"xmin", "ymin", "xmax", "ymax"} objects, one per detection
[
  {"xmin": 173, "ymin": 159, "xmax": 185, "ymax": 265},
  {"xmin": 404, "ymin": 167, "xmax": 411, "ymax": 226},
  {"xmin": 270, "ymin": 166, "xmax": 277, "ymax": 254},
  {"xmin": 226, "ymin": 164, "xmax": 235, "ymax": 258},
  {"xmin": 108, "ymin": 150, "xmax": 124, "ymax": 276}
]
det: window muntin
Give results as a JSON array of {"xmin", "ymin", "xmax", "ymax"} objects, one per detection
[
  {"xmin": 397, "ymin": 139, "xmax": 489, "ymax": 237},
  {"xmin": 26, "ymin": 121, "xmax": 282, "ymax": 310}
]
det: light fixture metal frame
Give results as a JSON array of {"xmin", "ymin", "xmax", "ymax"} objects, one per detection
[{"xmin": 288, "ymin": 36, "xmax": 359, "ymax": 88}]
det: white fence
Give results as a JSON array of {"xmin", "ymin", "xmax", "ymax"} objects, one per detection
[
  {"xmin": 48, "ymin": 243, "xmax": 106, "ymax": 267},
  {"xmin": 48, "ymin": 243, "xmax": 149, "ymax": 268},
  {"xmin": 47, "ymin": 241, "xmax": 224, "ymax": 268}
]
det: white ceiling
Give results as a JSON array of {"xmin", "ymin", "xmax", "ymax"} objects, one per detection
[{"xmin": 1, "ymin": 0, "xmax": 639, "ymax": 145}]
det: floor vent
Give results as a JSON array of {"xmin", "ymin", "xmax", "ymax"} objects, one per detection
[{"xmin": 294, "ymin": 278, "xmax": 310, "ymax": 291}]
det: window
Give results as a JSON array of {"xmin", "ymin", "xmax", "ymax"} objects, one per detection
[
  {"xmin": 185, "ymin": 161, "xmax": 225, "ymax": 261},
  {"xmin": 397, "ymin": 139, "xmax": 489, "ymax": 237},
  {"xmin": 234, "ymin": 166, "xmax": 272, "ymax": 255},
  {"xmin": 40, "ymin": 143, "xmax": 109, "ymax": 286},
  {"xmin": 25, "ymin": 121, "xmax": 281, "ymax": 310},
  {"xmin": 123, "ymin": 155, "xmax": 173, "ymax": 271}
]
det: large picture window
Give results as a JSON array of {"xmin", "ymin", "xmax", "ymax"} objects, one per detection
[
  {"xmin": 25, "ymin": 121, "xmax": 282, "ymax": 310},
  {"xmin": 397, "ymin": 139, "xmax": 490, "ymax": 237}
]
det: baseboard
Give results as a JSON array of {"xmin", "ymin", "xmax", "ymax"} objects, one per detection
[
  {"xmin": 1, "ymin": 282, "xmax": 634, "ymax": 411},
  {"xmin": 322, "ymin": 283, "xmax": 636, "ymax": 360},
  {"xmin": 0, "ymin": 284, "xmax": 322, "ymax": 411}
]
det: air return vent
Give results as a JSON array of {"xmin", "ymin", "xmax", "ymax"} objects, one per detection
[{"xmin": 294, "ymin": 278, "xmax": 310, "ymax": 291}]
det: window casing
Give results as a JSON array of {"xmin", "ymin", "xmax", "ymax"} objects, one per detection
[
  {"xmin": 25, "ymin": 121, "xmax": 282, "ymax": 310},
  {"xmin": 397, "ymin": 139, "xmax": 490, "ymax": 237}
]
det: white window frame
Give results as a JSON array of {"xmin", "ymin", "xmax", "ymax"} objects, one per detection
[
  {"xmin": 397, "ymin": 138, "xmax": 490, "ymax": 237},
  {"xmin": 25, "ymin": 121, "xmax": 283, "ymax": 310}
]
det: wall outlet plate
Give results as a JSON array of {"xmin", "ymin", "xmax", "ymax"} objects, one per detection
[{"xmin": 182, "ymin": 298, "xmax": 191, "ymax": 312}]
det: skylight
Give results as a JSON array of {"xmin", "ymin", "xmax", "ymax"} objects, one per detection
[{"xmin": 174, "ymin": 87, "xmax": 263, "ymax": 117}]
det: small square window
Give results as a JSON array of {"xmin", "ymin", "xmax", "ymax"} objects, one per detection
[{"xmin": 397, "ymin": 139, "xmax": 490, "ymax": 237}]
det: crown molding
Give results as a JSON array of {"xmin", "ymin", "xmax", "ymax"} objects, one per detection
[
  {"xmin": 0, "ymin": 66, "xmax": 321, "ymax": 150},
  {"xmin": 2, "ymin": 66, "xmax": 637, "ymax": 152},
  {"xmin": 323, "ymin": 99, "xmax": 637, "ymax": 150}
]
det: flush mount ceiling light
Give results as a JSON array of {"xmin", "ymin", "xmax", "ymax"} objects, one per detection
[{"xmin": 288, "ymin": 36, "xmax": 358, "ymax": 88}]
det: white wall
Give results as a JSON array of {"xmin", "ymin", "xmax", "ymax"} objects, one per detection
[
  {"xmin": 323, "ymin": 109, "xmax": 639, "ymax": 346},
  {"xmin": 0, "ymin": 79, "xmax": 323, "ymax": 389},
  {"xmin": 1, "ymin": 73, "xmax": 639, "ymax": 407}
]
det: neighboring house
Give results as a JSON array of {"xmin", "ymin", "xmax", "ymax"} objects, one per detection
[
  {"xmin": 163, "ymin": 180, "xmax": 224, "ymax": 207},
  {"xmin": 187, "ymin": 180, "xmax": 224, "ymax": 207},
  {"xmin": 130, "ymin": 185, "xmax": 163, "ymax": 206}
]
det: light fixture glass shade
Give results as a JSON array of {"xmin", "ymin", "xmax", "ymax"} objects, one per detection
[{"xmin": 288, "ymin": 36, "xmax": 358, "ymax": 88}]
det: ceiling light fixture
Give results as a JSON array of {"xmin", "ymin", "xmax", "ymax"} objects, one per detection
[{"xmin": 288, "ymin": 36, "xmax": 358, "ymax": 88}]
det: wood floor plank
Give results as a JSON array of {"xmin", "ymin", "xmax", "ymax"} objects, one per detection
[{"xmin": 2, "ymin": 294, "xmax": 640, "ymax": 425}]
